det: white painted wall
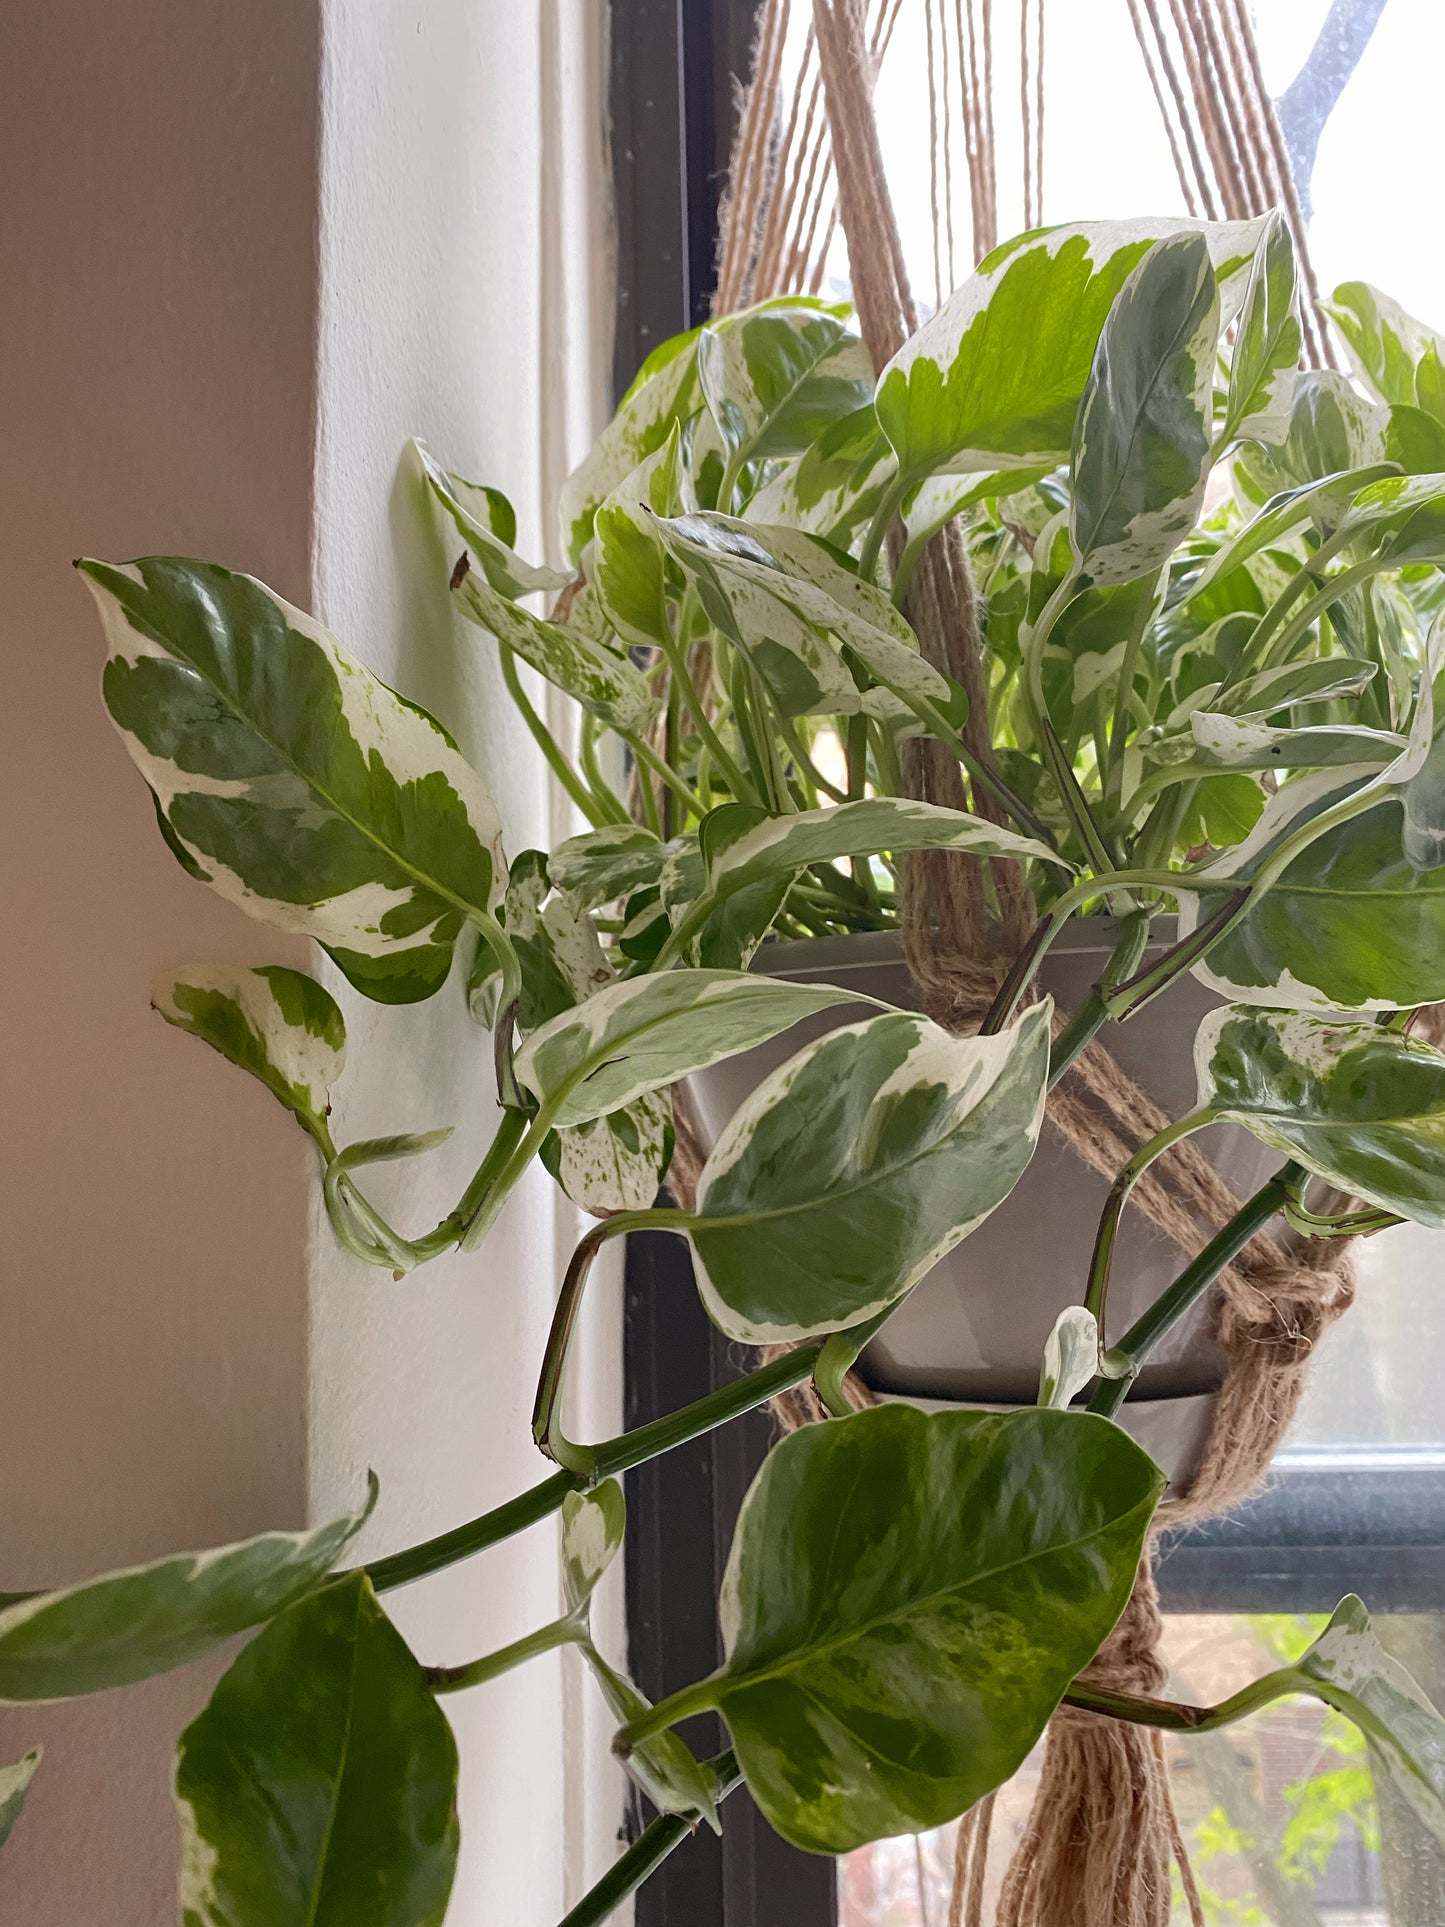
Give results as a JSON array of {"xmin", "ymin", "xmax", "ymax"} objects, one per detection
[{"xmin": 0, "ymin": 1, "xmax": 623, "ymax": 1919}]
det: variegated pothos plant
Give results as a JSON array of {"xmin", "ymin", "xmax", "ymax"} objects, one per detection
[{"xmin": 16, "ymin": 212, "xmax": 1445, "ymax": 1922}]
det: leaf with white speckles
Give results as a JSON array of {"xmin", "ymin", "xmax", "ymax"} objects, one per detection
[{"xmin": 155, "ymin": 964, "xmax": 345, "ymax": 1134}]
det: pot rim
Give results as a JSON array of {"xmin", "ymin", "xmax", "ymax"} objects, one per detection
[{"xmin": 750, "ymin": 916, "xmax": 1178, "ymax": 982}]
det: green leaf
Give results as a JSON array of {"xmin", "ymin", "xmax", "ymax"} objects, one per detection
[
  {"xmin": 1196, "ymin": 1007, "xmax": 1445, "ymax": 1225},
  {"xmin": 698, "ymin": 302, "xmax": 873, "ymax": 482},
  {"xmin": 1238, "ymin": 372, "xmax": 1388, "ymax": 495},
  {"xmin": 1403, "ymin": 723, "xmax": 1445, "ymax": 870},
  {"xmin": 1324, "ymin": 282, "xmax": 1445, "ymax": 409},
  {"xmin": 1186, "ymin": 712, "xmax": 1405, "ymax": 773},
  {"xmin": 0, "ymin": 1478, "xmax": 375, "ymax": 1701},
  {"xmin": 655, "ymin": 513, "xmax": 948, "ymax": 714},
  {"xmin": 1070, "ymin": 232, "xmax": 1218, "ymax": 587},
  {"xmin": 559, "ymin": 324, "xmax": 702, "ymax": 563},
  {"xmin": 0, "ymin": 1749, "xmax": 41, "ymax": 1850},
  {"xmin": 659, "ymin": 830, "xmax": 796, "ymax": 972},
  {"xmin": 592, "ymin": 431, "xmax": 687, "ymax": 649},
  {"xmin": 1287, "ymin": 1595, "xmax": 1445, "ymax": 1845},
  {"xmin": 1177, "ymin": 772, "xmax": 1266, "ymax": 851},
  {"xmin": 549, "ymin": 1090, "xmax": 675, "ymax": 1214},
  {"xmin": 901, "ymin": 466, "xmax": 1053, "ymax": 583},
  {"xmin": 1038, "ymin": 1306, "xmax": 1099, "ymax": 1409},
  {"xmin": 1213, "ymin": 657, "xmax": 1381, "ymax": 717},
  {"xmin": 452, "ymin": 555, "xmax": 660, "ymax": 734},
  {"xmin": 414, "ymin": 440, "xmax": 571, "ymax": 597},
  {"xmin": 1220, "ymin": 211, "xmax": 1301, "ymax": 448},
  {"xmin": 744, "ymin": 405, "xmax": 898, "ymax": 551},
  {"xmin": 547, "ymin": 823, "xmax": 670, "ymax": 910},
  {"xmin": 514, "ymin": 969, "xmax": 865, "ymax": 1130},
  {"xmin": 1331, "ymin": 472, "xmax": 1445, "ymax": 567},
  {"xmin": 706, "ymin": 1403, "xmax": 1163, "ymax": 1852},
  {"xmin": 561, "ymin": 1482, "xmax": 626, "ymax": 1614},
  {"xmin": 1185, "ymin": 468, "xmax": 1402, "ymax": 606},
  {"xmin": 691, "ymin": 1003, "xmax": 1050, "ymax": 1342},
  {"xmin": 702, "ymin": 796, "xmax": 1064, "ymax": 904},
  {"xmin": 155, "ymin": 964, "xmax": 345, "ymax": 1133},
  {"xmin": 876, "ymin": 216, "xmax": 1265, "ymax": 488},
  {"xmin": 175, "ymin": 1572, "xmax": 458, "ymax": 1927},
  {"xmin": 83, "ymin": 557, "xmax": 506, "ymax": 1006}
]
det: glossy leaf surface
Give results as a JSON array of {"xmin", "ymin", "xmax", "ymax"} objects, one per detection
[
  {"xmin": 175, "ymin": 1573, "xmax": 458, "ymax": 1927},
  {"xmin": 415, "ymin": 441, "xmax": 571, "ymax": 597},
  {"xmin": 514, "ymin": 970, "xmax": 862, "ymax": 1130},
  {"xmin": 1325, "ymin": 283, "xmax": 1445, "ymax": 411},
  {"xmin": 452, "ymin": 558, "xmax": 659, "ymax": 734},
  {"xmin": 84, "ymin": 557, "xmax": 505, "ymax": 1005},
  {"xmin": 1070, "ymin": 233, "xmax": 1217, "ymax": 586},
  {"xmin": 692, "ymin": 1004, "xmax": 1050, "ymax": 1342},
  {"xmin": 155, "ymin": 964, "xmax": 345, "ymax": 1132},
  {"xmin": 547, "ymin": 823, "xmax": 669, "ymax": 910},
  {"xmin": 0, "ymin": 1480, "xmax": 374, "ymax": 1702},
  {"xmin": 876, "ymin": 216, "xmax": 1264, "ymax": 485},
  {"xmin": 561, "ymin": 1482, "xmax": 626, "ymax": 1615},
  {"xmin": 697, "ymin": 303, "xmax": 873, "ymax": 479},
  {"xmin": 1219, "ymin": 211, "xmax": 1301, "ymax": 446},
  {"xmin": 1038, "ymin": 1306, "xmax": 1100, "ymax": 1409},
  {"xmin": 709, "ymin": 1404, "xmax": 1163, "ymax": 1852},
  {"xmin": 1195, "ymin": 1007, "xmax": 1445, "ymax": 1226},
  {"xmin": 559, "ymin": 325, "xmax": 701, "ymax": 563}
]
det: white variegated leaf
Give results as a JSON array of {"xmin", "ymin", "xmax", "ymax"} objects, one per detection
[
  {"xmin": 744, "ymin": 406, "xmax": 898, "ymax": 550},
  {"xmin": 691, "ymin": 1004, "xmax": 1052, "ymax": 1342},
  {"xmin": 84, "ymin": 557, "xmax": 506, "ymax": 1006},
  {"xmin": 156, "ymin": 963, "xmax": 346, "ymax": 1130},
  {"xmin": 1038, "ymin": 1306, "xmax": 1100, "ymax": 1409},
  {"xmin": 552, "ymin": 1089, "xmax": 674, "ymax": 1214},
  {"xmin": 559, "ymin": 326, "xmax": 702, "ymax": 563},
  {"xmin": 0, "ymin": 1749, "xmax": 40, "ymax": 1849},
  {"xmin": 877, "ymin": 216, "xmax": 1266, "ymax": 486},
  {"xmin": 697, "ymin": 301, "xmax": 873, "ymax": 484},
  {"xmin": 547, "ymin": 823, "xmax": 670, "ymax": 910},
  {"xmin": 901, "ymin": 466, "xmax": 1052, "ymax": 580},
  {"xmin": 592, "ymin": 431, "xmax": 686, "ymax": 650},
  {"xmin": 561, "ymin": 1482, "xmax": 626, "ymax": 1616},
  {"xmin": 1070, "ymin": 233, "xmax": 1218, "ymax": 586},
  {"xmin": 1324, "ymin": 282, "xmax": 1445, "ymax": 409},
  {"xmin": 452, "ymin": 556, "xmax": 659, "ymax": 735},
  {"xmin": 514, "ymin": 970, "xmax": 864, "ymax": 1130},
  {"xmin": 1186, "ymin": 467, "xmax": 1402, "ymax": 606},
  {"xmin": 414, "ymin": 441, "xmax": 571, "ymax": 597},
  {"xmin": 1195, "ymin": 1006, "xmax": 1445, "ymax": 1226},
  {"xmin": 1219, "ymin": 211, "xmax": 1301, "ymax": 447},
  {"xmin": 1186, "ymin": 711, "xmax": 1405, "ymax": 772}
]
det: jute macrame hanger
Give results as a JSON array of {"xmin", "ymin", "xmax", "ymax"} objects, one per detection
[{"xmin": 662, "ymin": 4, "xmax": 1361, "ymax": 1919}]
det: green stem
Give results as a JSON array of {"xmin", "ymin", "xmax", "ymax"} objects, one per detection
[
  {"xmin": 1047, "ymin": 911, "xmax": 1152, "ymax": 1088},
  {"xmin": 533, "ymin": 1212, "xmax": 826, "ymax": 1482},
  {"xmin": 580, "ymin": 714, "xmax": 631, "ymax": 826},
  {"xmin": 859, "ymin": 472, "xmax": 909, "ymax": 584},
  {"xmin": 660, "ymin": 632, "xmax": 753, "ymax": 801},
  {"xmin": 533, "ymin": 1211, "xmax": 686, "ymax": 1474},
  {"xmin": 893, "ymin": 686, "xmax": 1056, "ymax": 846},
  {"xmin": 426, "ymin": 1615, "xmax": 586, "ymax": 1694},
  {"xmin": 1063, "ymin": 1667, "xmax": 1297, "ymax": 1735},
  {"xmin": 363, "ymin": 1468, "xmax": 579, "ymax": 1593},
  {"xmin": 814, "ymin": 1302, "xmax": 895, "ymax": 1419},
  {"xmin": 499, "ymin": 642, "xmax": 605, "ymax": 827},
  {"xmin": 1106, "ymin": 568, "xmax": 1163, "ymax": 789},
  {"xmin": 614, "ymin": 1676, "xmax": 720, "ymax": 1758},
  {"xmin": 1258, "ymin": 558, "xmax": 1391, "ymax": 671},
  {"xmin": 411, "ymin": 1103, "xmax": 538, "ymax": 1260},
  {"xmin": 728, "ymin": 652, "xmax": 778, "ymax": 811},
  {"xmin": 626, "ymin": 731, "xmax": 702, "ymax": 823},
  {"xmin": 1083, "ymin": 1109, "xmax": 1217, "ymax": 1336},
  {"xmin": 1216, "ymin": 523, "xmax": 1356, "ymax": 691},
  {"xmin": 557, "ymin": 1752, "xmax": 743, "ymax": 1927},
  {"xmin": 1087, "ymin": 1165, "xmax": 1299, "ymax": 1417}
]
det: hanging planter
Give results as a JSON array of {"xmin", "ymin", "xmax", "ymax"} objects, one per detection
[{"xmin": 29, "ymin": 199, "xmax": 1445, "ymax": 1927}]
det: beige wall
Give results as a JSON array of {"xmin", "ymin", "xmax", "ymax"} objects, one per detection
[{"xmin": 0, "ymin": 2, "xmax": 619, "ymax": 1919}]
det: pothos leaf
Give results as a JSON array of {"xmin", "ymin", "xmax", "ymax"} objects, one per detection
[
  {"xmin": 1184, "ymin": 467, "xmax": 1401, "ymax": 606},
  {"xmin": 514, "ymin": 970, "xmax": 863, "ymax": 1130},
  {"xmin": 155, "ymin": 964, "xmax": 346, "ymax": 1133},
  {"xmin": 559, "ymin": 323, "xmax": 702, "ymax": 564},
  {"xmin": 1069, "ymin": 232, "xmax": 1218, "ymax": 587},
  {"xmin": 547, "ymin": 822, "xmax": 670, "ymax": 911},
  {"xmin": 452, "ymin": 555, "xmax": 661, "ymax": 734},
  {"xmin": 876, "ymin": 215, "xmax": 1265, "ymax": 487},
  {"xmin": 1038, "ymin": 1305, "xmax": 1101, "ymax": 1409},
  {"xmin": 743, "ymin": 404, "xmax": 899, "ymax": 552},
  {"xmin": 414, "ymin": 440, "xmax": 571, "ymax": 597},
  {"xmin": 546, "ymin": 1090, "xmax": 675, "ymax": 1214},
  {"xmin": 84, "ymin": 557, "xmax": 507, "ymax": 1006},
  {"xmin": 1324, "ymin": 282, "xmax": 1445, "ymax": 410},
  {"xmin": 697, "ymin": 301, "xmax": 873, "ymax": 481},
  {"xmin": 704, "ymin": 1404, "xmax": 1163, "ymax": 1852},
  {"xmin": 592, "ymin": 430, "xmax": 687, "ymax": 650},
  {"xmin": 691, "ymin": 1003, "xmax": 1051, "ymax": 1342},
  {"xmin": 1219, "ymin": 211, "xmax": 1301, "ymax": 447},
  {"xmin": 0, "ymin": 1477, "xmax": 376, "ymax": 1701},
  {"xmin": 561, "ymin": 1482, "xmax": 626, "ymax": 1615},
  {"xmin": 175, "ymin": 1573, "xmax": 458, "ymax": 1927},
  {"xmin": 1194, "ymin": 1007, "xmax": 1445, "ymax": 1226},
  {"xmin": 0, "ymin": 1749, "xmax": 41, "ymax": 1850}
]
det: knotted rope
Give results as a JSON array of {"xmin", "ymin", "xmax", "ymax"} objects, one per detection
[{"xmin": 663, "ymin": 6, "xmax": 1364, "ymax": 1916}]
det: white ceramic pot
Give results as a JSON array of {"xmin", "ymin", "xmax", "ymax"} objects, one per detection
[{"xmin": 686, "ymin": 923, "xmax": 1277, "ymax": 1485}]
